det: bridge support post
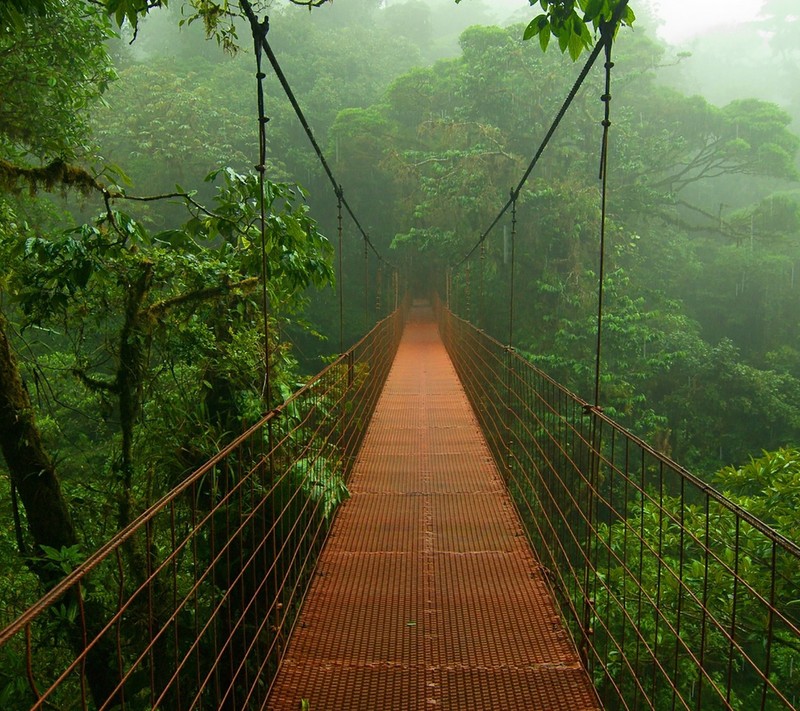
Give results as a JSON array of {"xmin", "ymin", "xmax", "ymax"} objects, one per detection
[
  {"xmin": 503, "ymin": 345, "xmax": 515, "ymax": 483},
  {"xmin": 445, "ymin": 268, "xmax": 451, "ymax": 310},
  {"xmin": 465, "ymin": 263, "xmax": 471, "ymax": 322},
  {"xmin": 347, "ymin": 351, "xmax": 355, "ymax": 389},
  {"xmin": 580, "ymin": 408, "xmax": 602, "ymax": 674},
  {"xmin": 376, "ymin": 265, "xmax": 383, "ymax": 318}
]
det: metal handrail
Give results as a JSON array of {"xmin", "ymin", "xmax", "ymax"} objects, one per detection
[
  {"xmin": 438, "ymin": 301, "xmax": 800, "ymax": 711},
  {"xmin": 0, "ymin": 307, "xmax": 405, "ymax": 710}
]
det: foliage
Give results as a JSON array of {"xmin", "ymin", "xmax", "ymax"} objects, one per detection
[
  {"xmin": 714, "ymin": 447, "xmax": 800, "ymax": 540},
  {"xmin": 458, "ymin": 0, "xmax": 635, "ymax": 59},
  {"xmin": 292, "ymin": 455, "xmax": 350, "ymax": 520},
  {"xmin": 623, "ymin": 94, "xmax": 800, "ymax": 200},
  {"xmin": 0, "ymin": 2, "xmax": 116, "ymax": 162},
  {"xmin": 332, "ymin": 21, "xmax": 800, "ymax": 471},
  {"xmin": 92, "ymin": 58, "xmax": 254, "ymax": 201},
  {"xmin": 589, "ymin": 447, "xmax": 800, "ymax": 708},
  {"xmin": 0, "ymin": 2, "xmax": 377, "ymax": 706},
  {"xmin": 0, "ymin": 168, "xmax": 340, "ymax": 707},
  {"xmin": 0, "ymin": 165, "xmax": 334, "ymax": 597},
  {"xmin": 1, "ymin": 0, "xmax": 799, "ymax": 704},
  {"xmin": 0, "ymin": 0, "xmax": 51, "ymax": 31}
]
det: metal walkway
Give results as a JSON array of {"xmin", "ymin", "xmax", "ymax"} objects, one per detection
[{"xmin": 268, "ymin": 306, "xmax": 600, "ymax": 710}]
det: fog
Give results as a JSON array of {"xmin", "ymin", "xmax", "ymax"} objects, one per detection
[
  {"xmin": 488, "ymin": 0, "xmax": 799, "ymax": 123},
  {"xmin": 3, "ymin": 0, "xmax": 799, "ymax": 480},
  {"xmin": 2, "ymin": 5, "xmax": 799, "ymax": 706}
]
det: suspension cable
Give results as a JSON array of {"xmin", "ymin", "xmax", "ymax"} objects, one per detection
[
  {"xmin": 239, "ymin": 0, "xmax": 392, "ymax": 269},
  {"xmin": 479, "ymin": 241, "xmax": 485, "ymax": 329},
  {"xmin": 593, "ymin": 21, "xmax": 616, "ymax": 408},
  {"xmin": 336, "ymin": 185, "xmax": 344, "ymax": 352},
  {"xmin": 581, "ymin": 17, "xmax": 618, "ymax": 673},
  {"xmin": 446, "ymin": 267, "xmax": 452, "ymax": 309},
  {"xmin": 376, "ymin": 263, "xmax": 383, "ymax": 317},
  {"xmin": 508, "ymin": 190, "xmax": 517, "ymax": 348},
  {"xmin": 364, "ymin": 239, "xmax": 369, "ymax": 331},
  {"xmin": 248, "ymin": 11, "xmax": 272, "ymax": 406},
  {"xmin": 453, "ymin": 0, "xmax": 629, "ymax": 269},
  {"xmin": 465, "ymin": 262, "xmax": 471, "ymax": 321}
]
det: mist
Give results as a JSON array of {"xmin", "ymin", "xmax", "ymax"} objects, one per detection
[
  {"xmin": 47, "ymin": 0, "xmax": 800, "ymax": 475},
  {"xmin": 0, "ymin": 0, "xmax": 798, "ymax": 531},
  {"xmin": 1, "ymin": 2, "xmax": 799, "ymax": 707}
]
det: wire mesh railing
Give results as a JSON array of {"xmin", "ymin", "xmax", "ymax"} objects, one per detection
[
  {"xmin": 438, "ymin": 304, "xmax": 800, "ymax": 711},
  {"xmin": 0, "ymin": 308, "xmax": 404, "ymax": 711}
]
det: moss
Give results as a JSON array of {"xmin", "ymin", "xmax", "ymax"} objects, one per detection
[{"xmin": 0, "ymin": 157, "xmax": 104, "ymax": 196}]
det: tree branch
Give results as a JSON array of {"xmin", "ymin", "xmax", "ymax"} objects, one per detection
[
  {"xmin": 287, "ymin": 0, "xmax": 331, "ymax": 7},
  {"xmin": 72, "ymin": 368, "xmax": 118, "ymax": 394},
  {"xmin": 111, "ymin": 189, "xmax": 236, "ymax": 226},
  {"xmin": 145, "ymin": 276, "xmax": 259, "ymax": 320},
  {"xmin": 0, "ymin": 159, "xmax": 239, "ymax": 231},
  {"xmin": 0, "ymin": 158, "xmax": 104, "ymax": 196}
]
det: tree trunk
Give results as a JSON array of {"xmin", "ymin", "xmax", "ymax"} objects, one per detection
[
  {"xmin": 0, "ymin": 311, "xmax": 77, "ymax": 553},
  {"xmin": 0, "ymin": 310, "xmax": 121, "ymax": 707},
  {"xmin": 117, "ymin": 262, "xmax": 153, "ymax": 530}
]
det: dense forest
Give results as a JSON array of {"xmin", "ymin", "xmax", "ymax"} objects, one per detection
[{"xmin": 0, "ymin": 0, "xmax": 799, "ymax": 707}]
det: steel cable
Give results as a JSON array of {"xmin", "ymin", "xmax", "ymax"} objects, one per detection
[
  {"xmin": 239, "ymin": 0, "xmax": 393, "ymax": 268},
  {"xmin": 453, "ymin": 0, "xmax": 630, "ymax": 268}
]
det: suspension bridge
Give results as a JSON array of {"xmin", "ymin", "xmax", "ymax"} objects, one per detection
[
  {"xmin": 268, "ymin": 304, "xmax": 599, "ymax": 709},
  {"xmin": 2, "ymin": 2, "xmax": 800, "ymax": 709},
  {"xmin": 2, "ymin": 299, "xmax": 799, "ymax": 709}
]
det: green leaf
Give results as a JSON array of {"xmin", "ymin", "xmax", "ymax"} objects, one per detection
[
  {"xmin": 557, "ymin": 29, "xmax": 569, "ymax": 52},
  {"xmin": 523, "ymin": 18, "xmax": 540, "ymax": 41},
  {"xmin": 523, "ymin": 13, "xmax": 548, "ymax": 41},
  {"xmin": 39, "ymin": 545, "xmax": 61, "ymax": 560},
  {"xmin": 126, "ymin": 4, "xmax": 138, "ymax": 28},
  {"xmin": 539, "ymin": 28, "xmax": 550, "ymax": 52},
  {"xmin": 583, "ymin": 0, "xmax": 605, "ymax": 20},
  {"xmin": 579, "ymin": 19, "xmax": 593, "ymax": 45},
  {"xmin": 568, "ymin": 27, "xmax": 584, "ymax": 60}
]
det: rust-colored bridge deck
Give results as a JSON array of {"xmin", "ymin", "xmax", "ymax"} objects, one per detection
[{"xmin": 268, "ymin": 307, "xmax": 600, "ymax": 710}]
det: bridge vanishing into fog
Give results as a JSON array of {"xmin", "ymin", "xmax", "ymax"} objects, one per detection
[{"xmin": 267, "ymin": 305, "xmax": 599, "ymax": 709}]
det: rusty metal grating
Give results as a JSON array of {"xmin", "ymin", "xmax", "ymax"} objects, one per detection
[{"xmin": 267, "ymin": 305, "xmax": 600, "ymax": 710}]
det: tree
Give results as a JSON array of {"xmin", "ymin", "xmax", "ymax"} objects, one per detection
[
  {"xmin": 0, "ymin": 170, "xmax": 334, "ymax": 706},
  {"xmin": 91, "ymin": 57, "xmax": 255, "ymax": 201},
  {"xmin": 0, "ymin": 0, "xmax": 115, "ymax": 572},
  {"xmin": 0, "ymin": 0, "xmax": 335, "ymax": 632},
  {"xmin": 0, "ymin": 2, "xmax": 115, "ymax": 163},
  {"xmin": 323, "ymin": 18, "xmax": 800, "ymax": 469},
  {"xmin": 714, "ymin": 447, "xmax": 800, "ymax": 540},
  {"xmin": 10, "ymin": 168, "xmax": 332, "ymax": 525},
  {"xmin": 0, "ymin": 312, "xmax": 77, "ymax": 558}
]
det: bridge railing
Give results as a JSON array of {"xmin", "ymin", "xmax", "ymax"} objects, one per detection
[
  {"xmin": 438, "ymin": 304, "xmax": 800, "ymax": 711},
  {"xmin": 0, "ymin": 307, "xmax": 404, "ymax": 710}
]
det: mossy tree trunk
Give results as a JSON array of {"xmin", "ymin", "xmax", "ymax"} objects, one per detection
[
  {"xmin": 0, "ymin": 310, "xmax": 77, "ymax": 555},
  {"xmin": 0, "ymin": 310, "xmax": 120, "ymax": 706}
]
